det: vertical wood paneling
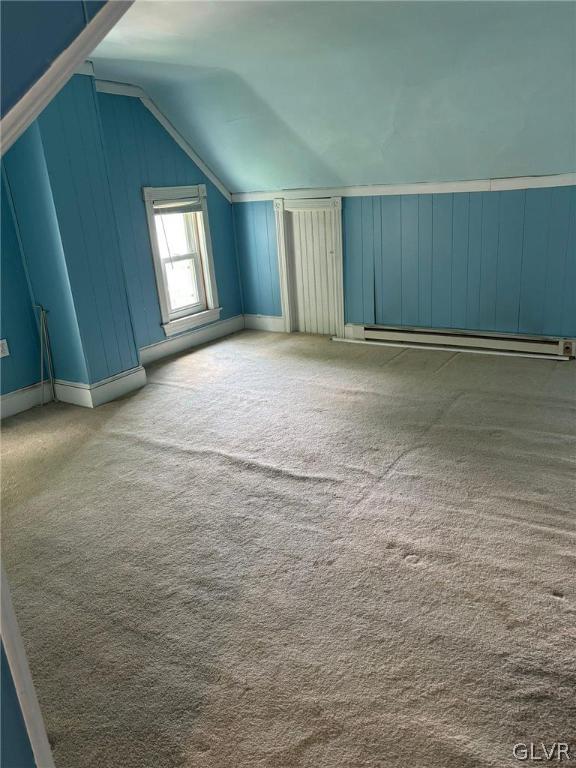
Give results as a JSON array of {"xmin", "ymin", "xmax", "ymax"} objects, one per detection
[
  {"xmin": 401, "ymin": 195, "xmax": 419, "ymax": 326},
  {"xmin": 318, "ymin": 211, "xmax": 329, "ymax": 334},
  {"xmin": 233, "ymin": 201, "xmax": 281, "ymax": 317},
  {"xmin": 288, "ymin": 206, "xmax": 340, "ymax": 335},
  {"xmin": 451, "ymin": 193, "xmax": 469, "ymax": 329},
  {"xmin": 326, "ymin": 211, "xmax": 337, "ymax": 334},
  {"xmin": 0, "ymin": 181, "xmax": 42, "ymax": 394},
  {"xmin": 518, "ymin": 189, "xmax": 552, "ymax": 334},
  {"xmin": 293, "ymin": 212, "xmax": 306, "ymax": 329},
  {"xmin": 478, "ymin": 191, "xmax": 500, "ymax": 330},
  {"xmin": 466, "ymin": 192, "xmax": 483, "ymax": 329},
  {"xmin": 304, "ymin": 212, "xmax": 315, "ymax": 331},
  {"xmin": 417, "ymin": 195, "xmax": 433, "ymax": 326},
  {"xmin": 343, "ymin": 185, "xmax": 575, "ymax": 338},
  {"xmin": 254, "ymin": 202, "xmax": 269, "ymax": 314},
  {"xmin": 266, "ymin": 203, "xmax": 281, "ymax": 313},
  {"xmin": 37, "ymin": 76, "xmax": 139, "ymax": 382},
  {"xmin": 378, "ymin": 197, "xmax": 402, "ymax": 325},
  {"xmin": 3, "ymin": 121, "xmax": 90, "ymax": 384},
  {"xmin": 360, "ymin": 198, "xmax": 375, "ymax": 324},
  {"xmin": 431, "ymin": 194, "xmax": 453, "ymax": 328},
  {"xmin": 542, "ymin": 187, "xmax": 571, "ymax": 336},
  {"xmin": 98, "ymin": 89, "xmax": 243, "ymax": 348},
  {"xmin": 343, "ymin": 198, "xmax": 365, "ymax": 324},
  {"xmin": 495, "ymin": 190, "xmax": 524, "ymax": 332},
  {"xmin": 561, "ymin": 188, "xmax": 576, "ymax": 336}
]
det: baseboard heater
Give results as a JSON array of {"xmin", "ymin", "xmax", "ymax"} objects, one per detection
[{"xmin": 354, "ymin": 325, "xmax": 576, "ymax": 359}]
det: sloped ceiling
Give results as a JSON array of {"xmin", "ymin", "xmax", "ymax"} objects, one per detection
[{"xmin": 93, "ymin": 1, "xmax": 576, "ymax": 194}]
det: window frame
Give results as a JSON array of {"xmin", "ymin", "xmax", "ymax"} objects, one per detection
[{"xmin": 143, "ymin": 184, "xmax": 221, "ymax": 337}]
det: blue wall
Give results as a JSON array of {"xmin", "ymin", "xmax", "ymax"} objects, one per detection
[
  {"xmin": 343, "ymin": 187, "xmax": 576, "ymax": 337},
  {"xmin": 4, "ymin": 76, "xmax": 144, "ymax": 387},
  {"xmin": 1, "ymin": 643, "xmax": 36, "ymax": 768},
  {"xmin": 98, "ymin": 92, "xmax": 243, "ymax": 348},
  {"xmin": 37, "ymin": 76, "xmax": 140, "ymax": 381},
  {"xmin": 1, "ymin": 78, "xmax": 243, "ymax": 395},
  {"xmin": 0, "ymin": 181, "xmax": 42, "ymax": 396},
  {"xmin": 3, "ymin": 122, "xmax": 90, "ymax": 385},
  {"xmin": 233, "ymin": 202, "xmax": 281, "ymax": 317},
  {"xmin": 0, "ymin": 1, "xmax": 106, "ymax": 117},
  {"xmin": 230, "ymin": 187, "xmax": 575, "ymax": 339}
]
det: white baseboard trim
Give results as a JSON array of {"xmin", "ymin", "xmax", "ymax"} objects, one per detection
[
  {"xmin": 139, "ymin": 315, "xmax": 245, "ymax": 365},
  {"xmin": 1, "ymin": 2, "xmax": 133, "ymax": 155},
  {"xmin": 343, "ymin": 323, "xmax": 365, "ymax": 340},
  {"xmin": 244, "ymin": 314, "xmax": 286, "ymax": 332},
  {"xmin": 55, "ymin": 365, "xmax": 147, "ymax": 408},
  {"xmin": 0, "ymin": 381, "xmax": 54, "ymax": 420}
]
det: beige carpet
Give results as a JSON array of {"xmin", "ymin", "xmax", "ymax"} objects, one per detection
[{"xmin": 2, "ymin": 331, "xmax": 575, "ymax": 768}]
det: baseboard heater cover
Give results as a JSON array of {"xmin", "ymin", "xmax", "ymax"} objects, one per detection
[{"xmin": 357, "ymin": 326, "xmax": 575, "ymax": 359}]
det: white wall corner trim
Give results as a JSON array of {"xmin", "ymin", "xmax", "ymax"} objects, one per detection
[
  {"xmin": 94, "ymin": 79, "xmax": 146, "ymax": 99},
  {"xmin": 0, "ymin": 381, "xmax": 54, "ymax": 420},
  {"xmin": 231, "ymin": 173, "xmax": 576, "ymax": 203},
  {"xmin": 273, "ymin": 198, "xmax": 295, "ymax": 333},
  {"xmin": 141, "ymin": 98, "xmax": 232, "ymax": 202},
  {"xmin": 139, "ymin": 314, "xmax": 244, "ymax": 365},
  {"xmin": 76, "ymin": 60, "xmax": 95, "ymax": 77},
  {"xmin": 55, "ymin": 365, "xmax": 147, "ymax": 408},
  {"xmin": 0, "ymin": 1, "xmax": 134, "ymax": 155},
  {"xmin": 244, "ymin": 314, "xmax": 286, "ymax": 332},
  {"xmin": 1, "ymin": 567, "xmax": 56, "ymax": 768},
  {"xmin": 93, "ymin": 79, "xmax": 232, "ymax": 202}
]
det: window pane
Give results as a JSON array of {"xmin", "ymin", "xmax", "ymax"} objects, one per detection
[
  {"xmin": 154, "ymin": 211, "xmax": 194, "ymax": 260},
  {"xmin": 164, "ymin": 257, "xmax": 200, "ymax": 311}
]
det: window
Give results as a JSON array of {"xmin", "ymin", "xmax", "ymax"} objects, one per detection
[{"xmin": 143, "ymin": 185, "xmax": 220, "ymax": 336}]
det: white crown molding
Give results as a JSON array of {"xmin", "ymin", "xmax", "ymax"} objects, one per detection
[
  {"xmin": 92, "ymin": 77, "xmax": 574, "ymax": 205},
  {"xmin": 0, "ymin": 381, "xmax": 54, "ymax": 420},
  {"xmin": 0, "ymin": 1, "xmax": 134, "ymax": 156},
  {"xmin": 54, "ymin": 365, "xmax": 146, "ymax": 408},
  {"xmin": 95, "ymin": 79, "xmax": 146, "ymax": 99},
  {"xmin": 1, "ymin": 567, "xmax": 56, "ymax": 768},
  {"xmin": 490, "ymin": 173, "xmax": 576, "ymax": 191},
  {"xmin": 231, "ymin": 173, "xmax": 576, "ymax": 203}
]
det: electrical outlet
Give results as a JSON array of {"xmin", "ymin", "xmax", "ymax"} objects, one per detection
[{"xmin": 0, "ymin": 339, "xmax": 10, "ymax": 358}]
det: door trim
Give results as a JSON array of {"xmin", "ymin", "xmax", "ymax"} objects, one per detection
[
  {"xmin": 1, "ymin": 567, "xmax": 56, "ymax": 767},
  {"xmin": 273, "ymin": 199, "xmax": 294, "ymax": 332},
  {"xmin": 274, "ymin": 197, "xmax": 344, "ymax": 337}
]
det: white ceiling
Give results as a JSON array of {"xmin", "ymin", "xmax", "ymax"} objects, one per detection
[{"xmin": 93, "ymin": 1, "xmax": 576, "ymax": 194}]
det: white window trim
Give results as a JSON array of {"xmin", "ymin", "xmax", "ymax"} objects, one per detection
[{"xmin": 143, "ymin": 184, "xmax": 221, "ymax": 336}]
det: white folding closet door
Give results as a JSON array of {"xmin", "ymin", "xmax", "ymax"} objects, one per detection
[{"xmin": 281, "ymin": 198, "xmax": 343, "ymax": 336}]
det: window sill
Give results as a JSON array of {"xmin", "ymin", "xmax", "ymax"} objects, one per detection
[{"xmin": 162, "ymin": 307, "xmax": 222, "ymax": 337}]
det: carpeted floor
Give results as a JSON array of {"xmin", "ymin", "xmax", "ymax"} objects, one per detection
[{"xmin": 2, "ymin": 330, "xmax": 575, "ymax": 768}]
